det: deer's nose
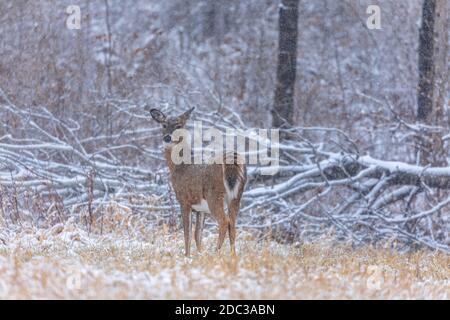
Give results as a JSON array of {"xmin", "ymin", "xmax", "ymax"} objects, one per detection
[{"xmin": 163, "ymin": 135, "xmax": 172, "ymax": 143}]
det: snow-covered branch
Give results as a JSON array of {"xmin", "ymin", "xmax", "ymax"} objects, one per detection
[{"xmin": 1, "ymin": 100, "xmax": 449, "ymax": 252}]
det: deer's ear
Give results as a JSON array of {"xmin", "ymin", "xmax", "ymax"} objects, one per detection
[
  {"xmin": 180, "ymin": 107, "xmax": 195, "ymax": 121},
  {"xmin": 149, "ymin": 109, "xmax": 166, "ymax": 123}
]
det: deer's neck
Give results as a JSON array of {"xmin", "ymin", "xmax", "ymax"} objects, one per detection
[{"xmin": 164, "ymin": 144, "xmax": 176, "ymax": 174}]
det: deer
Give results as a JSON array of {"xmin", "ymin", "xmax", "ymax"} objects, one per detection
[{"xmin": 149, "ymin": 107, "xmax": 246, "ymax": 257}]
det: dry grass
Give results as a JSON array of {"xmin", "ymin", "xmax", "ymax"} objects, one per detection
[{"xmin": 0, "ymin": 213, "xmax": 449, "ymax": 300}]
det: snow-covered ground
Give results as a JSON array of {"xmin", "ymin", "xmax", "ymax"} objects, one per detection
[{"xmin": 0, "ymin": 217, "xmax": 448, "ymax": 299}]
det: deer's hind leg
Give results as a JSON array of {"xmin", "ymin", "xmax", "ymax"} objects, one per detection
[
  {"xmin": 216, "ymin": 216, "xmax": 229, "ymax": 252},
  {"xmin": 227, "ymin": 198, "xmax": 240, "ymax": 256},
  {"xmin": 208, "ymin": 196, "xmax": 229, "ymax": 253},
  {"xmin": 194, "ymin": 211, "xmax": 205, "ymax": 252}
]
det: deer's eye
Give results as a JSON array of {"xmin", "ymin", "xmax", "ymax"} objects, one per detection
[
  {"xmin": 162, "ymin": 124, "xmax": 167, "ymax": 128},
  {"xmin": 175, "ymin": 125, "xmax": 182, "ymax": 130}
]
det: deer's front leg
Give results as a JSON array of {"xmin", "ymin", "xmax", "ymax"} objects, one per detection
[{"xmin": 181, "ymin": 206, "xmax": 192, "ymax": 257}]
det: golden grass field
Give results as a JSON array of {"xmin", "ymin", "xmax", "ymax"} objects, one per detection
[{"xmin": 0, "ymin": 209, "xmax": 449, "ymax": 300}]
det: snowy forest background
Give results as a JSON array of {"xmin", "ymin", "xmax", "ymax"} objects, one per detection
[{"xmin": 0, "ymin": 0, "xmax": 449, "ymax": 253}]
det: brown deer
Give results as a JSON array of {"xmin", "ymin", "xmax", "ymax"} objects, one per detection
[{"xmin": 149, "ymin": 107, "xmax": 246, "ymax": 257}]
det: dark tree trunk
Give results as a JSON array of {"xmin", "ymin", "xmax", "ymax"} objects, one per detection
[
  {"xmin": 416, "ymin": 0, "xmax": 449, "ymax": 166},
  {"xmin": 417, "ymin": 0, "xmax": 436, "ymax": 121},
  {"xmin": 271, "ymin": 0, "xmax": 299, "ymax": 129},
  {"xmin": 201, "ymin": 0, "xmax": 228, "ymax": 43},
  {"xmin": 417, "ymin": 0, "xmax": 449, "ymax": 124}
]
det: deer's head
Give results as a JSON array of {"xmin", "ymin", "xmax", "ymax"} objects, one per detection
[{"xmin": 149, "ymin": 107, "xmax": 194, "ymax": 143}]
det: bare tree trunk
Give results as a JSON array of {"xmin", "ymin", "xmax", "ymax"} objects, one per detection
[
  {"xmin": 201, "ymin": 1, "xmax": 228, "ymax": 43},
  {"xmin": 271, "ymin": 0, "xmax": 299, "ymax": 129},
  {"xmin": 104, "ymin": 0, "xmax": 113, "ymax": 139},
  {"xmin": 416, "ymin": 0, "xmax": 449, "ymax": 166}
]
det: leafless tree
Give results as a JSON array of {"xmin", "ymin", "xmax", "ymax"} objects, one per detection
[
  {"xmin": 416, "ymin": 0, "xmax": 449, "ymax": 166},
  {"xmin": 272, "ymin": 0, "xmax": 299, "ymax": 129}
]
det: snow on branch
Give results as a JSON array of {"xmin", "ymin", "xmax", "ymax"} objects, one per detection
[{"xmin": 0, "ymin": 97, "xmax": 449, "ymax": 252}]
